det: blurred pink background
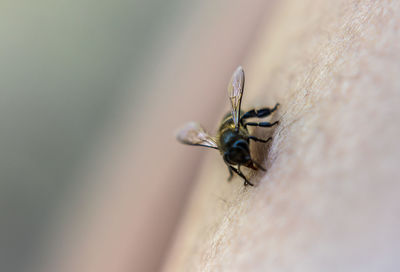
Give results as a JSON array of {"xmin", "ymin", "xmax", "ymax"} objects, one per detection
[{"xmin": 0, "ymin": 1, "xmax": 276, "ymax": 272}]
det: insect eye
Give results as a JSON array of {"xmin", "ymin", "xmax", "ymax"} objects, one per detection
[{"xmin": 233, "ymin": 140, "xmax": 248, "ymax": 151}]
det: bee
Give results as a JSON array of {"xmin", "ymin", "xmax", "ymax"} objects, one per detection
[{"xmin": 177, "ymin": 66, "xmax": 279, "ymax": 186}]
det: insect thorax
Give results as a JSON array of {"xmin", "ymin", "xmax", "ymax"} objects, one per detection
[{"xmin": 217, "ymin": 114, "xmax": 249, "ymax": 153}]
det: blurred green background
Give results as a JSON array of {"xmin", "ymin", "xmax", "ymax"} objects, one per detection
[{"xmin": 0, "ymin": 1, "xmax": 188, "ymax": 271}]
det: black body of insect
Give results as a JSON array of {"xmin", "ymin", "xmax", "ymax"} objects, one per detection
[{"xmin": 177, "ymin": 66, "xmax": 279, "ymax": 186}]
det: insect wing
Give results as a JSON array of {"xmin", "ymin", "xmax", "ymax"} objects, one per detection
[
  {"xmin": 228, "ymin": 66, "xmax": 244, "ymax": 129},
  {"xmin": 176, "ymin": 122, "xmax": 218, "ymax": 149}
]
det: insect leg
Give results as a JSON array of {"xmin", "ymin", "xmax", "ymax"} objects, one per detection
[
  {"xmin": 224, "ymin": 154, "xmax": 253, "ymax": 186},
  {"xmin": 244, "ymin": 120, "xmax": 279, "ymax": 128},
  {"xmin": 223, "ymin": 154, "xmax": 235, "ymax": 182},
  {"xmin": 231, "ymin": 165, "xmax": 254, "ymax": 186},
  {"xmin": 251, "ymin": 160, "xmax": 266, "ymax": 171},
  {"xmin": 240, "ymin": 103, "xmax": 279, "ymax": 122},
  {"xmin": 248, "ymin": 136, "xmax": 272, "ymax": 143},
  {"xmin": 227, "ymin": 165, "xmax": 233, "ymax": 181}
]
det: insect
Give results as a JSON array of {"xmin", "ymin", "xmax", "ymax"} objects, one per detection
[{"xmin": 177, "ymin": 66, "xmax": 279, "ymax": 186}]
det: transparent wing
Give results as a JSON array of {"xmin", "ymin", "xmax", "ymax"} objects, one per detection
[
  {"xmin": 176, "ymin": 122, "xmax": 218, "ymax": 149},
  {"xmin": 228, "ymin": 66, "xmax": 245, "ymax": 129}
]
